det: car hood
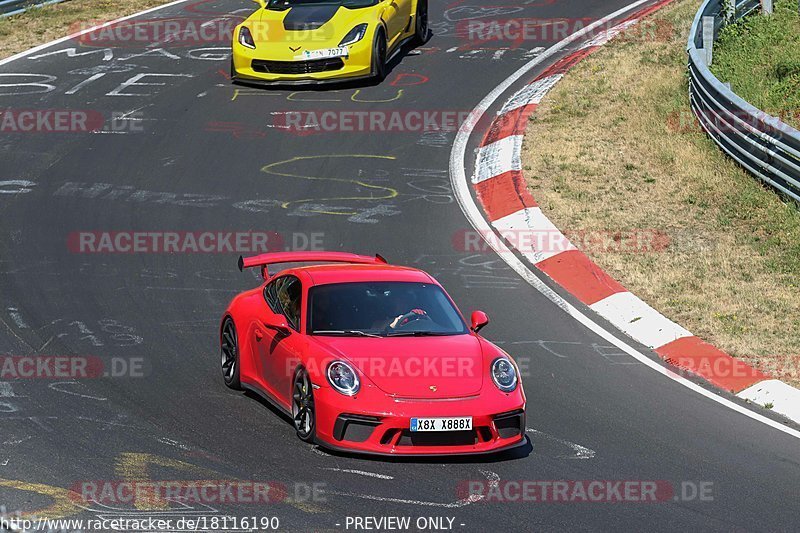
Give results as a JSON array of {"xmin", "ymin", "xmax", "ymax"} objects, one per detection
[
  {"xmin": 251, "ymin": 6, "xmax": 366, "ymax": 45},
  {"xmin": 310, "ymin": 335, "xmax": 486, "ymax": 398}
]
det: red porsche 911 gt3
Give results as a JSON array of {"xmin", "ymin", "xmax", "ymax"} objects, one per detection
[{"xmin": 220, "ymin": 252, "xmax": 526, "ymax": 456}]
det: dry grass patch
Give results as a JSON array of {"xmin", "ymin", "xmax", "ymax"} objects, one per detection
[
  {"xmin": 0, "ymin": 0, "xmax": 176, "ymax": 59},
  {"xmin": 523, "ymin": 0, "xmax": 800, "ymax": 386}
]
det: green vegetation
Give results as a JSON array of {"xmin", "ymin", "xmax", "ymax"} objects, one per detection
[{"xmin": 712, "ymin": 0, "xmax": 800, "ymax": 128}]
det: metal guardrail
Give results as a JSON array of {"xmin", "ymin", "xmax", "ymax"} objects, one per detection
[
  {"xmin": 0, "ymin": 0, "xmax": 67, "ymax": 18},
  {"xmin": 688, "ymin": 0, "xmax": 800, "ymax": 203}
]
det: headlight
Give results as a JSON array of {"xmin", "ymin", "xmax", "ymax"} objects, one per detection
[
  {"xmin": 339, "ymin": 23, "xmax": 368, "ymax": 47},
  {"xmin": 327, "ymin": 360, "xmax": 360, "ymax": 396},
  {"xmin": 239, "ymin": 26, "xmax": 256, "ymax": 49},
  {"xmin": 491, "ymin": 357, "xmax": 517, "ymax": 392}
]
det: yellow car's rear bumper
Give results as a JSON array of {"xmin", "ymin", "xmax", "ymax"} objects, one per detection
[{"xmin": 231, "ymin": 38, "xmax": 373, "ymax": 85}]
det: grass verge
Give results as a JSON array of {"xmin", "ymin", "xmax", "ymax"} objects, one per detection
[
  {"xmin": 0, "ymin": 0, "xmax": 176, "ymax": 59},
  {"xmin": 522, "ymin": 0, "xmax": 800, "ymax": 387},
  {"xmin": 712, "ymin": 0, "xmax": 800, "ymax": 129}
]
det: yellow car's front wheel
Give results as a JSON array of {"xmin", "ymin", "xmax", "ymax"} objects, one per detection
[
  {"xmin": 414, "ymin": 0, "xmax": 429, "ymax": 46},
  {"xmin": 371, "ymin": 30, "xmax": 387, "ymax": 82}
]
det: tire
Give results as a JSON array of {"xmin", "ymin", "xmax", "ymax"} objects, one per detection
[
  {"xmin": 291, "ymin": 368, "xmax": 316, "ymax": 443},
  {"xmin": 413, "ymin": 0, "xmax": 429, "ymax": 46},
  {"xmin": 372, "ymin": 31, "xmax": 388, "ymax": 82},
  {"xmin": 220, "ymin": 317, "xmax": 242, "ymax": 390},
  {"xmin": 230, "ymin": 57, "xmax": 237, "ymax": 82}
]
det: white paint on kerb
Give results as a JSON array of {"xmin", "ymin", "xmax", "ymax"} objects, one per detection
[
  {"xmin": 589, "ymin": 291, "xmax": 693, "ymax": 348},
  {"xmin": 501, "ymin": 74, "xmax": 564, "ymax": 113},
  {"xmin": 738, "ymin": 380, "xmax": 800, "ymax": 422},
  {"xmin": 474, "ymin": 135, "xmax": 523, "ymax": 183},
  {"xmin": 492, "ymin": 207, "xmax": 576, "ymax": 263}
]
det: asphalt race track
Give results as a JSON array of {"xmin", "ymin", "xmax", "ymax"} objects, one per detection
[{"xmin": 1, "ymin": 0, "xmax": 799, "ymax": 531}]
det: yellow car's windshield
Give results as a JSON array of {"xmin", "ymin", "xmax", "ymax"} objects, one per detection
[{"xmin": 267, "ymin": 0, "xmax": 379, "ymax": 9}]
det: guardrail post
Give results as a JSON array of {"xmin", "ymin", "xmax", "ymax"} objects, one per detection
[
  {"xmin": 725, "ymin": 0, "xmax": 736, "ymax": 20},
  {"xmin": 702, "ymin": 16, "xmax": 715, "ymax": 65},
  {"xmin": 762, "ymin": 0, "xmax": 773, "ymax": 14}
]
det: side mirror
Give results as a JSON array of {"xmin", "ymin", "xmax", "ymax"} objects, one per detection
[
  {"xmin": 266, "ymin": 315, "xmax": 291, "ymax": 335},
  {"xmin": 470, "ymin": 310, "xmax": 489, "ymax": 333},
  {"xmin": 251, "ymin": 0, "xmax": 266, "ymax": 7}
]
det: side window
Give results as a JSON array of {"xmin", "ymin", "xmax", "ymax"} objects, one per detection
[
  {"xmin": 275, "ymin": 276, "xmax": 302, "ymax": 331},
  {"xmin": 264, "ymin": 278, "xmax": 282, "ymax": 314}
]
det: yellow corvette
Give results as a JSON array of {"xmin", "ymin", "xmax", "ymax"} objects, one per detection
[{"xmin": 231, "ymin": 0, "xmax": 428, "ymax": 85}]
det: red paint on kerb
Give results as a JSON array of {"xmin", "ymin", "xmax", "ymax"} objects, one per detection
[
  {"xmin": 475, "ymin": 171, "xmax": 538, "ymax": 221},
  {"xmin": 656, "ymin": 336, "xmax": 769, "ymax": 392},
  {"xmin": 481, "ymin": 104, "xmax": 537, "ymax": 147},
  {"xmin": 536, "ymin": 250, "xmax": 626, "ymax": 305}
]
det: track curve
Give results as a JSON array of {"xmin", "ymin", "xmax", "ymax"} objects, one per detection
[{"xmin": 1, "ymin": 0, "xmax": 798, "ymax": 531}]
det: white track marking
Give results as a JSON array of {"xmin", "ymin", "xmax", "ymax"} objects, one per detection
[
  {"xmin": 327, "ymin": 469, "xmax": 498, "ymax": 508},
  {"xmin": 310, "ymin": 446, "xmax": 331, "ymax": 457},
  {"xmin": 48, "ymin": 381, "xmax": 107, "ymax": 400},
  {"xmin": 156, "ymin": 437, "xmax": 191, "ymax": 450},
  {"xmin": 2, "ymin": 436, "xmax": 31, "ymax": 445},
  {"xmin": 324, "ymin": 490, "xmax": 478, "ymax": 508},
  {"xmin": 322, "ymin": 468, "xmax": 394, "ymax": 480},
  {"xmin": 6, "ymin": 307, "xmax": 28, "ymax": 329},
  {"xmin": 449, "ymin": 0, "xmax": 800, "ymax": 440},
  {"xmin": 527, "ymin": 428, "xmax": 596, "ymax": 459},
  {"xmin": 478, "ymin": 469, "xmax": 500, "ymax": 487}
]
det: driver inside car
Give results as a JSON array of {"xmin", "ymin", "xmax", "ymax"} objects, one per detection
[{"xmin": 375, "ymin": 290, "xmax": 428, "ymax": 331}]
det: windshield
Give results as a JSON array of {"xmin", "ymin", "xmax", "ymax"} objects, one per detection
[
  {"xmin": 309, "ymin": 282, "xmax": 469, "ymax": 337},
  {"xmin": 267, "ymin": 0, "xmax": 379, "ymax": 8}
]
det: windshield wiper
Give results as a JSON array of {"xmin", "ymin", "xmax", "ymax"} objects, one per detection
[
  {"xmin": 386, "ymin": 331, "xmax": 453, "ymax": 337},
  {"xmin": 313, "ymin": 330, "xmax": 381, "ymax": 338}
]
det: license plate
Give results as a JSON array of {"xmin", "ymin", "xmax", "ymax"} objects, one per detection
[
  {"xmin": 410, "ymin": 417, "xmax": 473, "ymax": 432},
  {"xmin": 296, "ymin": 47, "xmax": 349, "ymax": 60}
]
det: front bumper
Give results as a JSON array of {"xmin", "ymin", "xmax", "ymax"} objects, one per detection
[
  {"xmin": 313, "ymin": 384, "xmax": 527, "ymax": 456},
  {"xmin": 231, "ymin": 37, "xmax": 373, "ymax": 84}
]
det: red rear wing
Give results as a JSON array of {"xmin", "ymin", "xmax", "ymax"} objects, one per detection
[{"xmin": 238, "ymin": 252, "xmax": 388, "ymax": 277}]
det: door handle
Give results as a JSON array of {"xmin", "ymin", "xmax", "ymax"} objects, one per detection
[{"xmin": 255, "ymin": 329, "xmax": 264, "ymax": 341}]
